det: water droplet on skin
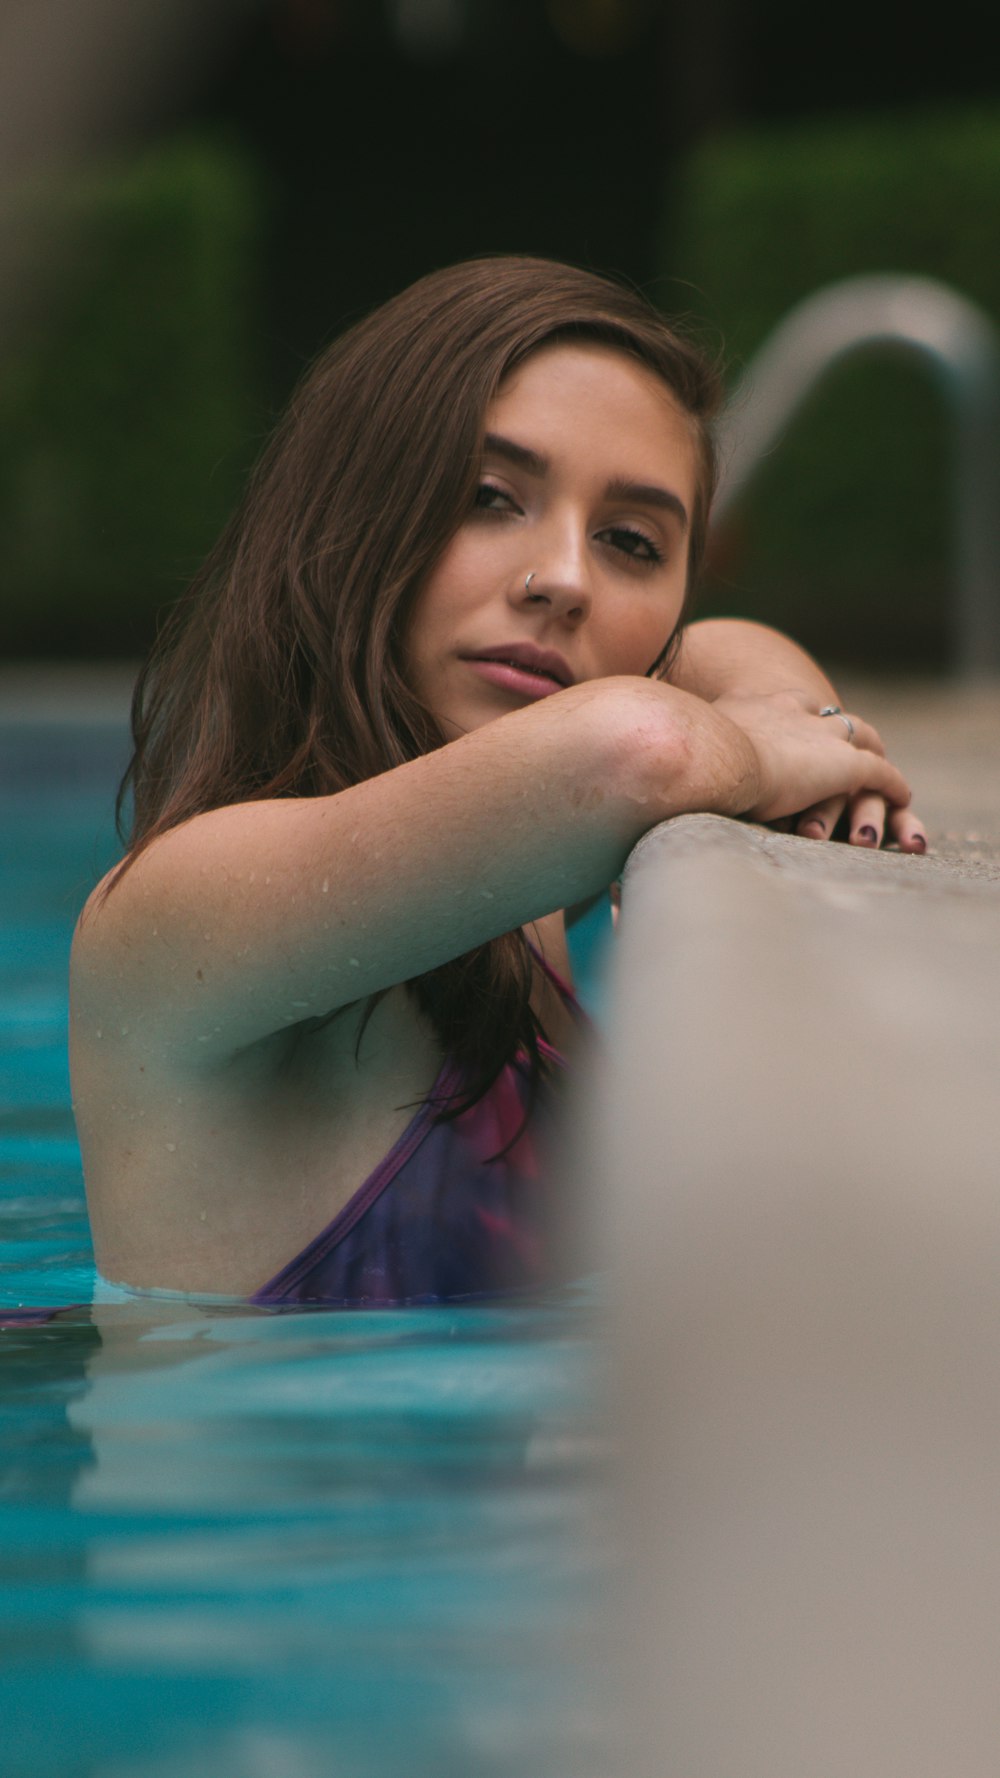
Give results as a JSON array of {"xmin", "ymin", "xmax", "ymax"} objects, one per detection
[{"xmin": 321, "ymin": 878, "xmax": 329, "ymax": 893}]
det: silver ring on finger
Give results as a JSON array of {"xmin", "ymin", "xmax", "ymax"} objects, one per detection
[{"xmin": 819, "ymin": 705, "xmax": 856, "ymax": 742}]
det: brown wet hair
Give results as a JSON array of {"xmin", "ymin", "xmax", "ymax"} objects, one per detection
[{"xmin": 115, "ymin": 255, "xmax": 723, "ymax": 1109}]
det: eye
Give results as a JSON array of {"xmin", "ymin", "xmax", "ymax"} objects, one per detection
[
  {"xmin": 473, "ymin": 480, "xmax": 520, "ymax": 515},
  {"xmin": 599, "ymin": 523, "xmax": 665, "ymax": 566}
]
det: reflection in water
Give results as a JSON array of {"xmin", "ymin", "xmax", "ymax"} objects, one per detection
[
  {"xmin": 4, "ymin": 1297, "xmax": 610, "ymax": 1778},
  {"xmin": 0, "ymin": 1311, "xmax": 103, "ymax": 1659}
]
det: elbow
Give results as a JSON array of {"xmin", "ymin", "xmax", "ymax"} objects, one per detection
[
  {"xmin": 582, "ymin": 677, "xmax": 700, "ymax": 819},
  {"xmin": 574, "ymin": 676, "xmax": 759, "ymax": 830}
]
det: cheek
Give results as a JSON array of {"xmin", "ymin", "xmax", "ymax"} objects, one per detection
[
  {"xmin": 415, "ymin": 535, "xmax": 483, "ymax": 631},
  {"xmin": 407, "ymin": 550, "xmax": 463, "ymax": 656},
  {"xmin": 612, "ymin": 585, "xmax": 688, "ymax": 674}
]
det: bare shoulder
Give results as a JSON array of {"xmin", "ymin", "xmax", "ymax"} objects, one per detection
[
  {"xmin": 70, "ymin": 866, "xmax": 139, "ymax": 1038},
  {"xmin": 70, "ymin": 846, "xmax": 196, "ymax": 1060}
]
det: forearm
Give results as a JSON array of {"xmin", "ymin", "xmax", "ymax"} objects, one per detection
[
  {"xmin": 86, "ymin": 676, "xmax": 760, "ymax": 1057},
  {"xmin": 667, "ymin": 618, "xmax": 839, "ymax": 706}
]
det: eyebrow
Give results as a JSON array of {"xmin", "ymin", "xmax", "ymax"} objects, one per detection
[{"xmin": 482, "ymin": 432, "xmax": 689, "ymax": 531}]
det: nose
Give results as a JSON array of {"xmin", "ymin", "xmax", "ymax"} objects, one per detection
[{"xmin": 512, "ymin": 535, "xmax": 593, "ymax": 624}]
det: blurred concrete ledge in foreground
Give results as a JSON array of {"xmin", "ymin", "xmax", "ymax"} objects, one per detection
[{"xmin": 590, "ymin": 813, "xmax": 1000, "ymax": 1777}]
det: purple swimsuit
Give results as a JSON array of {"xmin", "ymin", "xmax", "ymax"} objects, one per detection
[
  {"xmin": 251, "ymin": 1049, "xmax": 562, "ymax": 1309},
  {"xmin": 251, "ymin": 954, "xmax": 581, "ymax": 1309}
]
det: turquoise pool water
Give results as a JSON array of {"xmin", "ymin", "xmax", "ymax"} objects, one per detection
[{"xmin": 0, "ymin": 717, "xmax": 610, "ymax": 1777}]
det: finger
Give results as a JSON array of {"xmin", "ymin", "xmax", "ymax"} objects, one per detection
[
  {"xmin": 846, "ymin": 715, "xmax": 885, "ymax": 757},
  {"xmin": 796, "ymin": 794, "xmax": 847, "ymax": 842},
  {"xmin": 886, "ymin": 805, "xmax": 928, "ymax": 854},
  {"xmin": 850, "ymin": 747, "xmax": 911, "ymax": 810},
  {"xmin": 847, "ymin": 791, "xmax": 886, "ymax": 849},
  {"xmin": 820, "ymin": 711, "xmax": 885, "ymax": 756}
]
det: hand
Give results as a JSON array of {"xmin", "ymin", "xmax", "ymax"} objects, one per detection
[
  {"xmin": 713, "ymin": 690, "xmax": 925, "ymax": 848},
  {"xmin": 787, "ymin": 703, "xmax": 927, "ymax": 853}
]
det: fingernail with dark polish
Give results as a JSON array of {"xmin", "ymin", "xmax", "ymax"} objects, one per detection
[
  {"xmin": 857, "ymin": 825, "xmax": 878, "ymax": 845},
  {"xmin": 910, "ymin": 834, "xmax": 927, "ymax": 853}
]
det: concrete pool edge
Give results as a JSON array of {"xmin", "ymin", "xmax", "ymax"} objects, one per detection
[{"xmin": 589, "ymin": 812, "xmax": 1000, "ymax": 1775}]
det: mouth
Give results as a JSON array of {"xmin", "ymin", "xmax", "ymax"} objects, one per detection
[{"xmin": 461, "ymin": 644, "xmax": 574, "ymax": 690}]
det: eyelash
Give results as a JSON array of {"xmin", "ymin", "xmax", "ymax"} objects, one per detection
[
  {"xmin": 600, "ymin": 524, "xmax": 665, "ymax": 567},
  {"xmin": 473, "ymin": 481, "xmax": 516, "ymax": 514},
  {"xmin": 473, "ymin": 482, "xmax": 665, "ymax": 567}
]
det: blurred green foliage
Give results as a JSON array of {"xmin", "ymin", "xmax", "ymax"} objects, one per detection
[
  {"xmin": 6, "ymin": 111, "xmax": 998, "ymax": 670},
  {"xmin": 671, "ymin": 107, "xmax": 1000, "ymax": 668},
  {"xmin": 1, "ymin": 137, "xmax": 264, "ymax": 658}
]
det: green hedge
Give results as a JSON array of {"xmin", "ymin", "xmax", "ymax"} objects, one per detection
[
  {"xmin": 0, "ymin": 137, "xmax": 264, "ymax": 658},
  {"xmin": 669, "ymin": 106, "xmax": 1000, "ymax": 668}
]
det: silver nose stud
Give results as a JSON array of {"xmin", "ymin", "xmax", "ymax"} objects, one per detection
[{"xmin": 525, "ymin": 571, "xmax": 536, "ymax": 592}]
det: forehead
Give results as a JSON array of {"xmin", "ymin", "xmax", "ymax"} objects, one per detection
[{"xmin": 489, "ymin": 341, "xmax": 698, "ymax": 493}]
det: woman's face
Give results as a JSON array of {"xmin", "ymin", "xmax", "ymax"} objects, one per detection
[{"xmin": 404, "ymin": 341, "xmax": 699, "ymax": 739}]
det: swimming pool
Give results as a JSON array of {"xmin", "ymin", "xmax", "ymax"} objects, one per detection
[{"xmin": 0, "ymin": 715, "xmax": 610, "ymax": 1777}]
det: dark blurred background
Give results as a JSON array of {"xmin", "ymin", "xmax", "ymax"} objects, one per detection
[{"xmin": 2, "ymin": 0, "xmax": 999, "ymax": 669}]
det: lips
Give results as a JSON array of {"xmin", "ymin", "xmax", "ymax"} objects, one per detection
[{"xmin": 462, "ymin": 643, "xmax": 574, "ymax": 688}]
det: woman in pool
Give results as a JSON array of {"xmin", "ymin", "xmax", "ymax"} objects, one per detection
[{"xmin": 70, "ymin": 256, "xmax": 925, "ymax": 1307}]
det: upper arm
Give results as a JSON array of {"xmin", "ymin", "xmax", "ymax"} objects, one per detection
[{"xmin": 667, "ymin": 618, "xmax": 838, "ymax": 705}]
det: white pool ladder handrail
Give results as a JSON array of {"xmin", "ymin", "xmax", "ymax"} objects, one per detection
[{"xmin": 712, "ymin": 275, "xmax": 1000, "ymax": 677}]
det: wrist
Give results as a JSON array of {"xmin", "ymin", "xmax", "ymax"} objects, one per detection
[{"xmin": 705, "ymin": 709, "xmax": 764, "ymax": 817}]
